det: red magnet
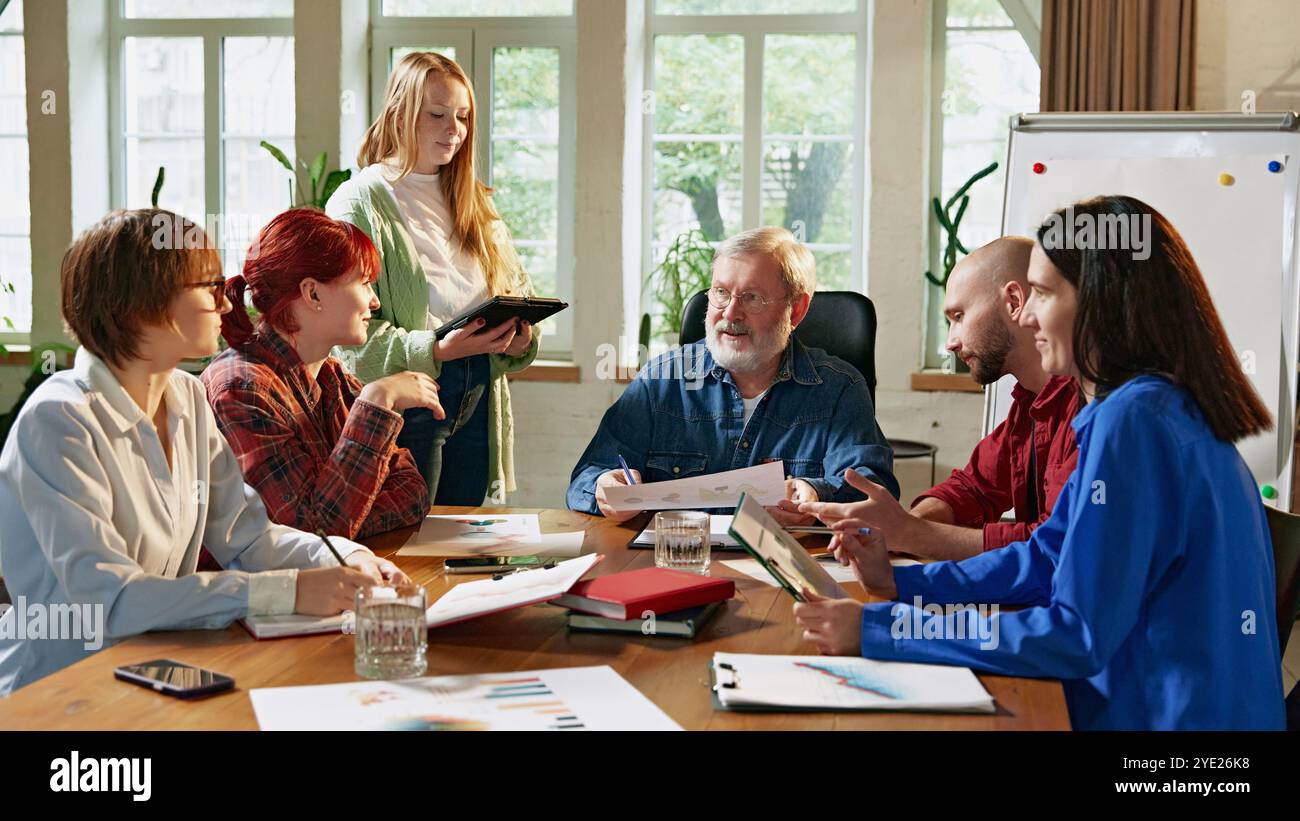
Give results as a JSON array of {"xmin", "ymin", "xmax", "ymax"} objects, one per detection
[{"xmin": 1032, "ymin": 162, "xmax": 1046, "ymax": 174}]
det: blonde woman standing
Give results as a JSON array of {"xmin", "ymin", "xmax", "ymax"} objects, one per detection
[{"xmin": 327, "ymin": 52, "xmax": 538, "ymax": 505}]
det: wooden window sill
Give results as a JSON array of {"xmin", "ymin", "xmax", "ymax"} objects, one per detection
[
  {"xmin": 910, "ymin": 371, "xmax": 984, "ymax": 393},
  {"xmin": 0, "ymin": 347, "xmax": 74, "ymax": 369},
  {"xmin": 506, "ymin": 360, "xmax": 581, "ymax": 383}
]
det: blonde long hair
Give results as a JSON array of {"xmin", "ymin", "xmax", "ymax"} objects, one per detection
[{"xmin": 358, "ymin": 52, "xmax": 527, "ymax": 297}]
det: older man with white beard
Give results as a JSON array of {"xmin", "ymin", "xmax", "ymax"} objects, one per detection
[{"xmin": 567, "ymin": 227, "xmax": 898, "ymax": 524}]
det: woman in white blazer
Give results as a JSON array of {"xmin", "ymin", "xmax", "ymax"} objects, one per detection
[{"xmin": 0, "ymin": 209, "xmax": 408, "ymax": 694}]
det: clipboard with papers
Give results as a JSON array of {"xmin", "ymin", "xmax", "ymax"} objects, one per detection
[
  {"xmin": 708, "ymin": 652, "xmax": 995, "ymax": 714},
  {"xmin": 725, "ymin": 493, "xmax": 849, "ymax": 602}
]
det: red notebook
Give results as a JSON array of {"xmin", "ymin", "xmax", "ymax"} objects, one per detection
[{"xmin": 553, "ymin": 567, "xmax": 734, "ymax": 620}]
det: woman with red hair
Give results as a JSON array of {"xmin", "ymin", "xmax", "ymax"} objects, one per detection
[{"xmin": 203, "ymin": 208, "xmax": 441, "ymax": 539}]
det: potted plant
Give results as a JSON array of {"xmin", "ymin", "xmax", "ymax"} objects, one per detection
[
  {"xmin": 640, "ymin": 228, "xmax": 715, "ymax": 360},
  {"xmin": 925, "ymin": 160, "xmax": 998, "ymax": 372},
  {"xmin": 260, "ymin": 142, "xmax": 351, "ymax": 210}
]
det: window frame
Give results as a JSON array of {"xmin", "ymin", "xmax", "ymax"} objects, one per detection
[
  {"xmin": 641, "ymin": 0, "xmax": 871, "ymax": 322},
  {"xmin": 0, "ymin": 0, "xmax": 29, "ymax": 344},
  {"xmin": 106, "ymin": 3, "xmax": 294, "ymax": 258},
  {"xmin": 369, "ymin": 1, "xmax": 577, "ymax": 357},
  {"xmin": 924, "ymin": 0, "xmax": 1039, "ymax": 369}
]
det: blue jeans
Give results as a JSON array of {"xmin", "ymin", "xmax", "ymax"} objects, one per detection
[{"xmin": 397, "ymin": 354, "xmax": 490, "ymax": 505}]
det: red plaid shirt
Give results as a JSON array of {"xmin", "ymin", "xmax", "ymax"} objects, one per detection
[
  {"xmin": 913, "ymin": 375, "xmax": 1081, "ymax": 551},
  {"xmin": 202, "ymin": 328, "xmax": 428, "ymax": 540}
]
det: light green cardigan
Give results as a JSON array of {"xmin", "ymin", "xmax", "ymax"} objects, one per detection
[{"xmin": 325, "ymin": 165, "xmax": 539, "ymax": 496}]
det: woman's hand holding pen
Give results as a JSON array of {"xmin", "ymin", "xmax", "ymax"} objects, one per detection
[
  {"xmin": 344, "ymin": 552, "xmax": 410, "ymax": 586},
  {"xmin": 294, "ymin": 567, "xmax": 374, "ymax": 616},
  {"xmin": 295, "ymin": 543, "xmax": 412, "ymax": 616},
  {"xmin": 434, "ymin": 318, "xmax": 520, "ymax": 361},
  {"xmin": 826, "ymin": 522, "xmax": 898, "ymax": 600}
]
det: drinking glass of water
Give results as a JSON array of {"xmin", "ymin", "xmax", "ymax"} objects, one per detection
[
  {"xmin": 654, "ymin": 510, "xmax": 711, "ymax": 575},
  {"xmin": 354, "ymin": 584, "xmax": 427, "ymax": 680}
]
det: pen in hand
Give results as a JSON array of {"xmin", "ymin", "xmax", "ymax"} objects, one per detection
[
  {"xmin": 316, "ymin": 530, "xmax": 348, "ymax": 566},
  {"xmin": 618, "ymin": 454, "xmax": 637, "ymax": 485}
]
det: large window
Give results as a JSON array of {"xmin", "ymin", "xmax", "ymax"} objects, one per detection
[
  {"xmin": 644, "ymin": 0, "xmax": 868, "ymax": 341},
  {"xmin": 925, "ymin": 0, "xmax": 1039, "ymax": 368},
  {"xmin": 110, "ymin": 2, "xmax": 294, "ymax": 272},
  {"xmin": 0, "ymin": 0, "xmax": 29, "ymax": 339},
  {"xmin": 372, "ymin": 0, "xmax": 575, "ymax": 355}
]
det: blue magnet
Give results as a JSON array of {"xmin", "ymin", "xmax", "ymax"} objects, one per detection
[{"xmin": 1268, "ymin": 160, "xmax": 1284, "ymax": 173}]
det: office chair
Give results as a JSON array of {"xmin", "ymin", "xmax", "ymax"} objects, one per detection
[
  {"xmin": 1263, "ymin": 506, "xmax": 1300, "ymax": 730},
  {"xmin": 1264, "ymin": 506, "xmax": 1300, "ymax": 658}
]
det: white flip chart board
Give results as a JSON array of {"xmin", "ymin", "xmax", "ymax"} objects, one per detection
[{"xmin": 987, "ymin": 112, "xmax": 1300, "ymax": 510}]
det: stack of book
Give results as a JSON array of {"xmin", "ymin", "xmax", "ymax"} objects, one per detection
[{"xmin": 555, "ymin": 567, "xmax": 735, "ymax": 638}]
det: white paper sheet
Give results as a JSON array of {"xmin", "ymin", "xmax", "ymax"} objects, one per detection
[
  {"xmin": 720, "ymin": 555, "xmax": 921, "ymax": 588},
  {"xmin": 251, "ymin": 664, "xmax": 682, "ymax": 731},
  {"xmin": 241, "ymin": 613, "xmax": 349, "ymax": 639},
  {"xmin": 632, "ymin": 514, "xmax": 829, "ymax": 547},
  {"xmin": 397, "ymin": 514, "xmax": 585, "ymax": 557},
  {"xmin": 424, "ymin": 552, "xmax": 601, "ymax": 628},
  {"xmin": 632, "ymin": 513, "xmax": 740, "ymax": 547},
  {"xmin": 603, "ymin": 461, "xmax": 787, "ymax": 512},
  {"xmin": 712, "ymin": 652, "xmax": 993, "ymax": 713}
]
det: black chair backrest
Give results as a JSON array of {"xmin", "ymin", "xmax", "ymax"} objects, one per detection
[
  {"xmin": 679, "ymin": 290, "xmax": 878, "ymax": 402},
  {"xmin": 1264, "ymin": 506, "xmax": 1300, "ymax": 657}
]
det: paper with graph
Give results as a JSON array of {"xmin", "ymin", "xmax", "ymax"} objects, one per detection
[
  {"xmin": 397, "ymin": 514, "xmax": 585, "ymax": 558},
  {"xmin": 603, "ymin": 460, "xmax": 787, "ymax": 512},
  {"xmin": 711, "ymin": 652, "xmax": 994, "ymax": 713},
  {"xmin": 250, "ymin": 665, "xmax": 682, "ymax": 731},
  {"xmin": 423, "ymin": 552, "xmax": 601, "ymax": 628}
]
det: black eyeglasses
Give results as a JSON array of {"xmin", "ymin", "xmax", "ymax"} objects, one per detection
[{"xmin": 188, "ymin": 279, "xmax": 227, "ymax": 305}]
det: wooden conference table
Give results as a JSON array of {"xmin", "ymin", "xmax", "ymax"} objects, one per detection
[{"xmin": 0, "ymin": 507, "xmax": 1070, "ymax": 730}]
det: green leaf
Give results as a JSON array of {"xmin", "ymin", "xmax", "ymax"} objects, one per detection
[
  {"xmin": 320, "ymin": 169, "xmax": 351, "ymax": 207},
  {"xmin": 950, "ymin": 195, "xmax": 970, "ymax": 234},
  {"xmin": 308, "ymin": 152, "xmax": 328, "ymax": 203},
  {"xmin": 260, "ymin": 140, "xmax": 294, "ymax": 173},
  {"xmin": 946, "ymin": 161, "xmax": 998, "ymax": 209},
  {"xmin": 150, "ymin": 166, "xmax": 165, "ymax": 208},
  {"xmin": 932, "ymin": 197, "xmax": 953, "ymax": 232}
]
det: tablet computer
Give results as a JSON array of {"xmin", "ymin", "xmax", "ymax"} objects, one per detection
[
  {"xmin": 727, "ymin": 492, "xmax": 849, "ymax": 602},
  {"xmin": 433, "ymin": 295, "xmax": 569, "ymax": 340}
]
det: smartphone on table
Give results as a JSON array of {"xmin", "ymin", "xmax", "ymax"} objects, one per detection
[{"xmin": 113, "ymin": 659, "xmax": 235, "ymax": 699}]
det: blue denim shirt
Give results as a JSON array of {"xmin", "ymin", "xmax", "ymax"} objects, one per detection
[{"xmin": 567, "ymin": 338, "xmax": 898, "ymax": 515}]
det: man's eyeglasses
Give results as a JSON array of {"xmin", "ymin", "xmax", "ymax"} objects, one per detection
[
  {"xmin": 706, "ymin": 285, "xmax": 786, "ymax": 313},
  {"xmin": 188, "ymin": 279, "xmax": 227, "ymax": 305}
]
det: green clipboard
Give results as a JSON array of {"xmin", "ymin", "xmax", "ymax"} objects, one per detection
[{"xmin": 726, "ymin": 492, "xmax": 850, "ymax": 603}]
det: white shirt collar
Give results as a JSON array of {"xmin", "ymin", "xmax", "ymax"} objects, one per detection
[{"xmin": 72, "ymin": 346, "xmax": 186, "ymax": 435}]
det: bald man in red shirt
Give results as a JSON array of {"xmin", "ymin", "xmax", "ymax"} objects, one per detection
[{"xmin": 793, "ymin": 237, "xmax": 1081, "ymax": 559}]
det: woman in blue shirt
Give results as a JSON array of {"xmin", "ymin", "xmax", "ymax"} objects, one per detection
[{"xmin": 794, "ymin": 195, "xmax": 1285, "ymax": 730}]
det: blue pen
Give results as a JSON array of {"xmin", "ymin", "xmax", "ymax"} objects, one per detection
[{"xmin": 617, "ymin": 454, "xmax": 637, "ymax": 485}]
